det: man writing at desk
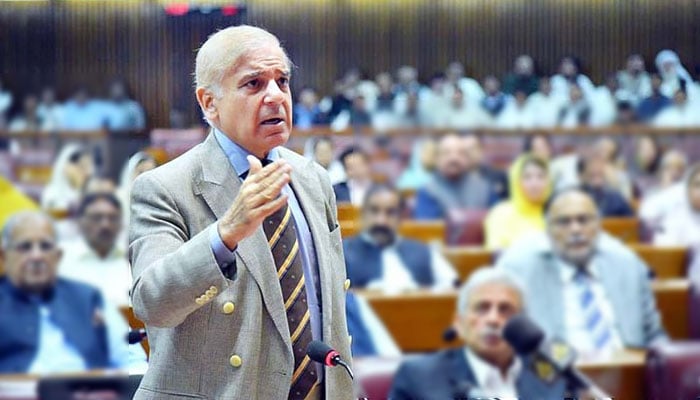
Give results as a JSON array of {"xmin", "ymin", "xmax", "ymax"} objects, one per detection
[{"xmin": 129, "ymin": 26, "xmax": 352, "ymax": 399}]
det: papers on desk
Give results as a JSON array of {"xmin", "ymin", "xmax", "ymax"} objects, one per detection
[{"xmin": 0, "ymin": 380, "xmax": 37, "ymax": 400}]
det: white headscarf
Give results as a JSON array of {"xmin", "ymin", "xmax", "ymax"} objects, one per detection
[
  {"xmin": 40, "ymin": 143, "xmax": 86, "ymax": 212},
  {"xmin": 655, "ymin": 50, "xmax": 693, "ymax": 97}
]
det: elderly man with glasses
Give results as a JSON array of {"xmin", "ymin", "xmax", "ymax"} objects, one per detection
[
  {"xmin": 0, "ymin": 211, "xmax": 139, "ymax": 374},
  {"xmin": 497, "ymin": 187, "xmax": 667, "ymax": 361}
]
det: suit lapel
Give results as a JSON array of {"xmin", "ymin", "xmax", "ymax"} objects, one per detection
[
  {"xmin": 541, "ymin": 256, "xmax": 567, "ymax": 338},
  {"xmin": 446, "ymin": 348, "xmax": 478, "ymax": 398},
  {"xmin": 194, "ymin": 133, "xmax": 291, "ymax": 350}
]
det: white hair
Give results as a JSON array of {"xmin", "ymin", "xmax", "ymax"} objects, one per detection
[
  {"xmin": 457, "ymin": 267, "xmax": 526, "ymax": 315},
  {"xmin": 1, "ymin": 211, "xmax": 56, "ymax": 251},
  {"xmin": 194, "ymin": 25, "xmax": 289, "ymax": 98}
]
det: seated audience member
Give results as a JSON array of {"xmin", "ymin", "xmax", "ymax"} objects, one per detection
[
  {"xmin": 418, "ymin": 73, "xmax": 449, "ymax": 127},
  {"xmin": 333, "ymin": 147, "xmax": 373, "ymax": 206},
  {"xmin": 522, "ymin": 133, "xmax": 553, "ymax": 162},
  {"xmin": 636, "ymin": 73, "xmax": 672, "ymax": 122},
  {"xmin": 630, "ymin": 135, "xmax": 662, "ymax": 197},
  {"xmin": 654, "ymin": 163, "xmax": 700, "ymax": 246},
  {"xmin": 388, "ymin": 268, "xmax": 566, "ymax": 399},
  {"xmin": 526, "ymin": 77, "xmax": 565, "ymax": 128},
  {"xmin": 639, "ymin": 150, "xmax": 690, "ymax": 228},
  {"xmin": 293, "ymin": 87, "xmax": 325, "ymax": 130},
  {"xmin": 105, "ymin": 80, "xmax": 146, "ymax": 132},
  {"xmin": 589, "ymin": 74, "xmax": 619, "ymax": 127},
  {"xmin": 463, "ymin": 134, "xmax": 509, "ymax": 201},
  {"xmin": 0, "ymin": 212, "xmax": 142, "ymax": 374},
  {"xmin": 41, "ymin": 144, "xmax": 95, "ymax": 216},
  {"xmin": 550, "ymin": 56, "xmax": 596, "ymax": 101},
  {"xmin": 0, "ymin": 176, "xmax": 38, "ymax": 228},
  {"xmin": 557, "ymin": 84, "xmax": 591, "ymax": 128},
  {"xmin": 616, "ymin": 54, "xmax": 652, "ymax": 106},
  {"xmin": 117, "ymin": 151, "xmax": 157, "ymax": 225},
  {"xmin": 577, "ymin": 154, "xmax": 633, "ymax": 217},
  {"xmin": 83, "ymin": 176, "xmax": 117, "ymax": 196},
  {"xmin": 414, "ymin": 134, "xmax": 497, "ymax": 219},
  {"xmin": 594, "ymin": 137, "xmax": 633, "ymax": 200},
  {"xmin": 348, "ymin": 95, "xmax": 372, "ymax": 128},
  {"xmin": 8, "ymin": 95, "xmax": 44, "ymax": 132},
  {"xmin": 307, "ymin": 137, "xmax": 345, "ymax": 186},
  {"xmin": 496, "ymin": 89, "xmax": 534, "ymax": 129},
  {"xmin": 58, "ymin": 194, "xmax": 131, "ymax": 307},
  {"xmin": 60, "ymin": 87, "xmax": 108, "ymax": 131},
  {"xmin": 0, "ymin": 77, "xmax": 12, "ymax": 123},
  {"xmin": 396, "ymin": 137, "xmax": 437, "ymax": 190},
  {"xmin": 497, "ymin": 188, "xmax": 667, "ymax": 361},
  {"xmin": 435, "ymin": 86, "xmax": 492, "ymax": 130},
  {"xmin": 653, "ymin": 88, "xmax": 700, "ymax": 127},
  {"xmin": 444, "ymin": 61, "xmax": 485, "ymax": 102},
  {"xmin": 345, "ymin": 291, "xmax": 400, "ymax": 357},
  {"xmin": 485, "ymin": 155, "xmax": 551, "ymax": 250},
  {"xmin": 343, "ymin": 184, "xmax": 457, "ymax": 292},
  {"xmin": 480, "ymin": 75, "xmax": 508, "ymax": 117},
  {"xmin": 615, "ymin": 101, "xmax": 638, "ymax": 126},
  {"xmin": 36, "ymin": 87, "xmax": 63, "ymax": 131},
  {"xmin": 655, "ymin": 49, "xmax": 693, "ymax": 99},
  {"xmin": 502, "ymin": 55, "xmax": 539, "ymax": 96}
]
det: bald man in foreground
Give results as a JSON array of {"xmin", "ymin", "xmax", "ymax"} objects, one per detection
[{"xmin": 129, "ymin": 26, "xmax": 352, "ymax": 399}]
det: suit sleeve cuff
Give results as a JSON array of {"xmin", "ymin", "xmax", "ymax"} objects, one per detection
[{"xmin": 210, "ymin": 222, "xmax": 237, "ymax": 279}]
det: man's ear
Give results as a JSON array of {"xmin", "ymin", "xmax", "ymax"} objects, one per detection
[{"xmin": 196, "ymin": 87, "xmax": 218, "ymax": 122}]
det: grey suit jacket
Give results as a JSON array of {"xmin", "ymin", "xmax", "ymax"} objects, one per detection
[
  {"xmin": 496, "ymin": 232, "xmax": 667, "ymax": 348},
  {"xmin": 128, "ymin": 133, "xmax": 353, "ymax": 399}
]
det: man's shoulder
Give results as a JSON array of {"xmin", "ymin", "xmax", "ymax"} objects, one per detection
[
  {"xmin": 596, "ymin": 233, "xmax": 644, "ymax": 268},
  {"xmin": 396, "ymin": 348, "xmax": 459, "ymax": 378}
]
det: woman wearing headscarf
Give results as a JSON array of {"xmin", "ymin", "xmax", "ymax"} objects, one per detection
[
  {"xmin": 40, "ymin": 144, "xmax": 95, "ymax": 216},
  {"xmin": 654, "ymin": 50, "xmax": 693, "ymax": 99},
  {"xmin": 117, "ymin": 151, "xmax": 157, "ymax": 224},
  {"xmin": 396, "ymin": 137, "xmax": 437, "ymax": 190},
  {"xmin": 654, "ymin": 163, "xmax": 700, "ymax": 247},
  {"xmin": 0, "ymin": 176, "xmax": 38, "ymax": 229},
  {"xmin": 550, "ymin": 56, "xmax": 596, "ymax": 100},
  {"xmin": 484, "ymin": 154, "xmax": 552, "ymax": 250}
]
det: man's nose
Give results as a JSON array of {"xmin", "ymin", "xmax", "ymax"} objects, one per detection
[{"xmin": 264, "ymin": 80, "xmax": 285, "ymax": 104}]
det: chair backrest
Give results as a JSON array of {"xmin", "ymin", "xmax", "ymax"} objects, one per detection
[
  {"xmin": 629, "ymin": 244, "xmax": 688, "ymax": 279},
  {"xmin": 354, "ymin": 357, "xmax": 402, "ymax": 399},
  {"xmin": 446, "ymin": 209, "xmax": 488, "ymax": 246},
  {"xmin": 601, "ymin": 217, "xmax": 640, "ymax": 243},
  {"xmin": 442, "ymin": 247, "xmax": 493, "ymax": 283},
  {"xmin": 337, "ymin": 204, "xmax": 360, "ymax": 223},
  {"xmin": 646, "ymin": 341, "xmax": 700, "ymax": 399},
  {"xmin": 341, "ymin": 220, "xmax": 445, "ymax": 243}
]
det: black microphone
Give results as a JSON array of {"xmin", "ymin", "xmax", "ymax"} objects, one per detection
[
  {"xmin": 503, "ymin": 315, "xmax": 607, "ymax": 397},
  {"xmin": 306, "ymin": 340, "xmax": 354, "ymax": 380},
  {"xmin": 127, "ymin": 329, "xmax": 147, "ymax": 344}
]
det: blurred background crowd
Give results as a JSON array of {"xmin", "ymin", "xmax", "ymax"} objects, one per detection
[{"xmin": 1, "ymin": 0, "xmax": 700, "ymax": 398}]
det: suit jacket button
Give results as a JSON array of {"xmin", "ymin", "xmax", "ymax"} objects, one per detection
[
  {"xmin": 205, "ymin": 289, "xmax": 216, "ymax": 297},
  {"xmin": 195, "ymin": 297, "xmax": 205, "ymax": 305},
  {"xmin": 222, "ymin": 302, "xmax": 235, "ymax": 314},
  {"xmin": 209, "ymin": 286, "xmax": 218, "ymax": 295},
  {"xmin": 230, "ymin": 355, "xmax": 242, "ymax": 368},
  {"xmin": 344, "ymin": 279, "xmax": 351, "ymax": 291}
]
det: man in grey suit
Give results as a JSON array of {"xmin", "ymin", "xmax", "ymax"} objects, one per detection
[
  {"xmin": 497, "ymin": 187, "xmax": 667, "ymax": 361},
  {"xmin": 129, "ymin": 26, "xmax": 352, "ymax": 399}
]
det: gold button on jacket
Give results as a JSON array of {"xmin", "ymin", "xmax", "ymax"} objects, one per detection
[
  {"xmin": 222, "ymin": 302, "xmax": 235, "ymax": 314},
  {"xmin": 229, "ymin": 355, "xmax": 242, "ymax": 368}
]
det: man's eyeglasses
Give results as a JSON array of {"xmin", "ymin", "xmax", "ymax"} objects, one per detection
[
  {"xmin": 10, "ymin": 240, "xmax": 56, "ymax": 254},
  {"xmin": 551, "ymin": 214, "xmax": 598, "ymax": 228}
]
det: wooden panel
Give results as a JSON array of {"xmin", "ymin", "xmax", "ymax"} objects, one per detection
[
  {"xmin": 341, "ymin": 220, "xmax": 445, "ymax": 243},
  {"xmin": 336, "ymin": 203, "xmax": 360, "ymax": 223},
  {"xmin": 2, "ymin": 1, "xmax": 700, "ymax": 129},
  {"xmin": 362, "ymin": 280, "xmax": 689, "ymax": 353},
  {"xmin": 601, "ymin": 218, "xmax": 640, "ymax": 243},
  {"xmin": 630, "ymin": 245, "xmax": 688, "ymax": 279},
  {"xmin": 442, "ymin": 246, "xmax": 494, "ymax": 283},
  {"xmin": 120, "ymin": 306, "xmax": 149, "ymax": 355}
]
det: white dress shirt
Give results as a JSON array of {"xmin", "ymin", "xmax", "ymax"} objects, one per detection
[
  {"xmin": 348, "ymin": 179, "xmax": 371, "ymax": 207},
  {"xmin": 464, "ymin": 348, "xmax": 521, "ymax": 400},
  {"xmin": 365, "ymin": 238, "xmax": 457, "ymax": 293},
  {"xmin": 559, "ymin": 259, "xmax": 624, "ymax": 361},
  {"xmin": 58, "ymin": 239, "xmax": 132, "ymax": 307}
]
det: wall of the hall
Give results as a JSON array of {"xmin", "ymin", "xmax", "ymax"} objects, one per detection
[{"xmin": 1, "ymin": 0, "xmax": 698, "ymax": 127}]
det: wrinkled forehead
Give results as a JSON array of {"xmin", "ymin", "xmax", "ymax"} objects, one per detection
[
  {"xmin": 549, "ymin": 192, "xmax": 597, "ymax": 218},
  {"xmin": 230, "ymin": 42, "xmax": 291, "ymax": 76},
  {"xmin": 467, "ymin": 283, "xmax": 522, "ymax": 310},
  {"xmin": 8, "ymin": 217, "xmax": 55, "ymax": 244}
]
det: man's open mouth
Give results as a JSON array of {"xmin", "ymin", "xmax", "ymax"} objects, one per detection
[{"xmin": 261, "ymin": 118, "xmax": 284, "ymax": 125}]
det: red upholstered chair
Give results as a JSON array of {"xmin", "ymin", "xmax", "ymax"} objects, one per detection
[
  {"xmin": 446, "ymin": 208, "xmax": 488, "ymax": 246},
  {"xmin": 354, "ymin": 357, "xmax": 403, "ymax": 399},
  {"xmin": 645, "ymin": 341, "xmax": 700, "ymax": 399}
]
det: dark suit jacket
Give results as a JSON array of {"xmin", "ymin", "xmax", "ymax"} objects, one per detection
[
  {"xmin": 333, "ymin": 181, "xmax": 352, "ymax": 203},
  {"xmin": 389, "ymin": 348, "xmax": 566, "ymax": 400}
]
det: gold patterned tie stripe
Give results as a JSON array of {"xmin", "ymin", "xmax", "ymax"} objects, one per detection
[{"xmin": 262, "ymin": 203, "xmax": 318, "ymax": 400}]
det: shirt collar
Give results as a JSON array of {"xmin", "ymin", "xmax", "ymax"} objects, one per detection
[
  {"xmin": 64, "ymin": 238, "xmax": 125, "ymax": 260},
  {"xmin": 464, "ymin": 348, "xmax": 522, "ymax": 389},
  {"xmin": 213, "ymin": 128, "xmax": 280, "ymax": 178}
]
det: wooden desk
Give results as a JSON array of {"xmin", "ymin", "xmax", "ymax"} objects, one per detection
[
  {"xmin": 631, "ymin": 245, "xmax": 688, "ymax": 279},
  {"xmin": 341, "ymin": 220, "xmax": 445, "ymax": 243},
  {"xmin": 601, "ymin": 218, "xmax": 640, "ymax": 243},
  {"xmin": 336, "ymin": 203, "xmax": 360, "ymax": 222},
  {"xmin": 361, "ymin": 281, "xmax": 689, "ymax": 353},
  {"xmin": 442, "ymin": 247, "xmax": 493, "ymax": 282}
]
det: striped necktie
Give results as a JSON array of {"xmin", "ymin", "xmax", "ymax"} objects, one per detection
[
  {"xmin": 262, "ymin": 189, "xmax": 319, "ymax": 399},
  {"xmin": 573, "ymin": 269, "xmax": 613, "ymax": 353}
]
